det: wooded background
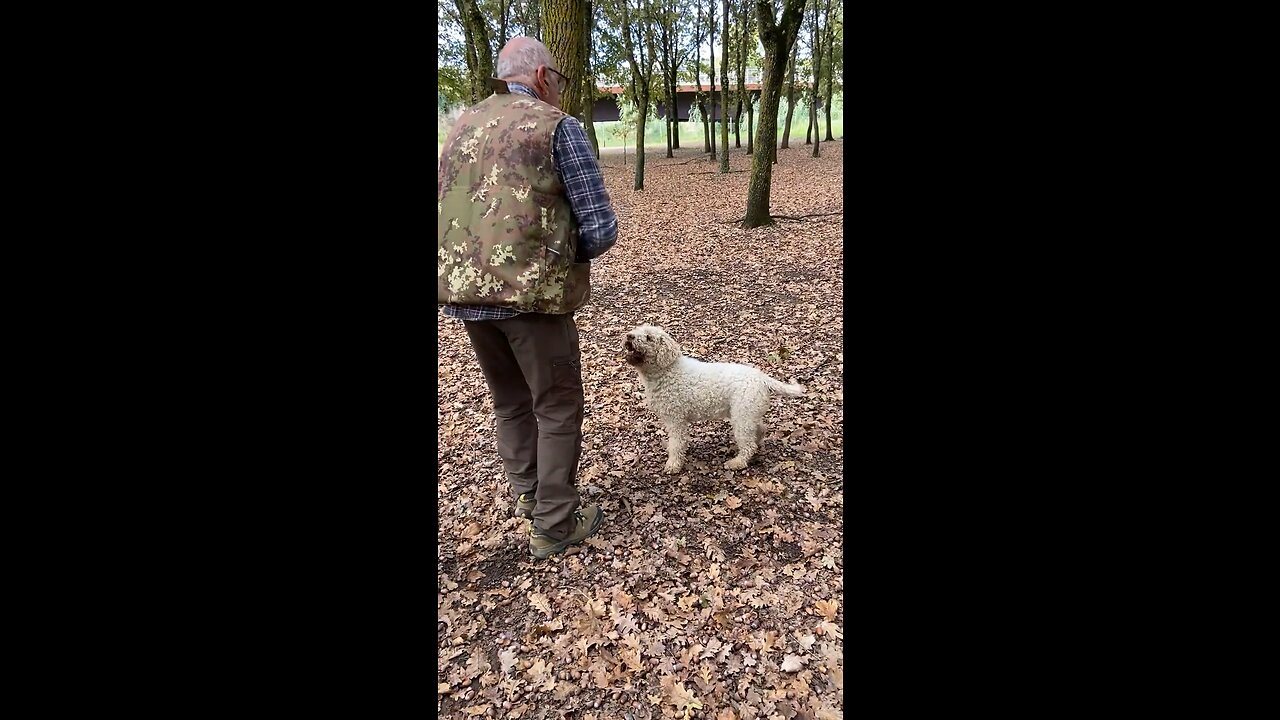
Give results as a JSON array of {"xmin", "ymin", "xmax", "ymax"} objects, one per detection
[{"xmin": 439, "ymin": 0, "xmax": 843, "ymax": 228}]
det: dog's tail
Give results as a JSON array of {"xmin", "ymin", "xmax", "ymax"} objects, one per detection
[{"xmin": 765, "ymin": 376, "xmax": 806, "ymax": 396}]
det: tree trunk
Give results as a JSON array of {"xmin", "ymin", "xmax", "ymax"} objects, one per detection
[
  {"xmin": 823, "ymin": 75, "xmax": 835, "ymax": 141},
  {"xmin": 743, "ymin": 0, "xmax": 807, "ymax": 228},
  {"xmin": 455, "ymin": 0, "xmax": 495, "ymax": 104},
  {"xmin": 742, "ymin": 0, "xmax": 747, "ymax": 155},
  {"xmin": 719, "ymin": 0, "xmax": 730, "ymax": 172},
  {"xmin": 706, "ymin": 92, "xmax": 716, "ymax": 151},
  {"xmin": 621, "ymin": 0, "xmax": 656, "ymax": 190},
  {"xmin": 780, "ymin": 38, "xmax": 798, "ymax": 149},
  {"xmin": 737, "ymin": 98, "xmax": 747, "ymax": 146},
  {"xmin": 810, "ymin": 0, "xmax": 821, "ymax": 158},
  {"xmin": 661, "ymin": 5, "xmax": 674, "ymax": 158},
  {"xmin": 635, "ymin": 103, "xmax": 647, "ymax": 189},
  {"xmin": 823, "ymin": 0, "xmax": 835, "ymax": 141},
  {"xmin": 585, "ymin": 97, "xmax": 600, "ymax": 157},
  {"xmin": 672, "ymin": 73, "xmax": 681, "ymax": 148},
  {"xmin": 583, "ymin": 1, "xmax": 600, "ymax": 158},
  {"xmin": 544, "ymin": 0, "xmax": 588, "ymax": 118},
  {"xmin": 499, "ymin": 0, "xmax": 509, "ymax": 48},
  {"xmin": 708, "ymin": 0, "xmax": 717, "ymax": 159},
  {"xmin": 670, "ymin": 0, "xmax": 680, "ymax": 148},
  {"xmin": 664, "ymin": 90, "xmax": 674, "ymax": 158}
]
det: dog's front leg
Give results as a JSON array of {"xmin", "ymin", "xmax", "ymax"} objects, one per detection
[{"xmin": 662, "ymin": 419, "xmax": 689, "ymax": 474}]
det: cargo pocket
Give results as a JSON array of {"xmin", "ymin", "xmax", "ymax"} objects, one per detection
[{"xmin": 551, "ymin": 356, "xmax": 582, "ymax": 391}]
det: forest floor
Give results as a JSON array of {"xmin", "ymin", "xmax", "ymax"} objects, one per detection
[{"xmin": 438, "ymin": 140, "xmax": 845, "ymax": 720}]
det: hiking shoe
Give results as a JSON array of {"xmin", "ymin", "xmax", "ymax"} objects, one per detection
[
  {"xmin": 515, "ymin": 492, "xmax": 536, "ymax": 520},
  {"xmin": 529, "ymin": 505, "xmax": 604, "ymax": 559}
]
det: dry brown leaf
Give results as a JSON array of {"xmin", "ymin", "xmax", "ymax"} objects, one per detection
[
  {"xmin": 813, "ymin": 599, "xmax": 839, "ymax": 622},
  {"xmin": 780, "ymin": 654, "xmax": 806, "ymax": 672},
  {"xmin": 498, "ymin": 648, "xmax": 519, "ymax": 675},
  {"xmin": 529, "ymin": 592, "xmax": 553, "ymax": 617},
  {"xmin": 670, "ymin": 681, "xmax": 703, "ymax": 711},
  {"xmin": 436, "ymin": 138, "xmax": 846, "ymax": 720}
]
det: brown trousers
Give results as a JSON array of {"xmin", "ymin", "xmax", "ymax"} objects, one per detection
[{"xmin": 463, "ymin": 312, "xmax": 584, "ymax": 541}]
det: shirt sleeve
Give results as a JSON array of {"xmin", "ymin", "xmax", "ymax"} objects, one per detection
[{"xmin": 552, "ymin": 117, "xmax": 618, "ymax": 262}]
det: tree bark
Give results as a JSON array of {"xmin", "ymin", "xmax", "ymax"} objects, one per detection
[
  {"xmin": 708, "ymin": 0, "xmax": 717, "ymax": 159},
  {"xmin": 660, "ymin": 0, "xmax": 674, "ymax": 158},
  {"xmin": 544, "ymin": 0, "xmax": 588, "ymax": 118},
  {"xmin": 810, "ymin": 0, "xmax": 821, "ymax": 158},
  {"xmin": 694, "ymin": 4, "xmax": 710, "ymax": 153},
  {"xmin": 670, "ymin": 0, "xmax": 680, "ymax": 149},
  {"xmin": 743, "ymin": 0, "xmax": 807, "ymax": 228},
  {"xmin": 671, "ymin": 48, "xmax": 681, "ymax": 148},
  {"xmin": 780, "ymin": 37, "xmax": 798, "ymax": 149},
  {"xmin": 621, "ymin": 0, "xmax": 656, "ymax": 190},
  {"xmin": 741, "ymin": 0, "xmax": 754, "ymax": 155},
  {"xmin": 719, "ymin": 0, "xmax": 730, "ymax": 172},
  {"xmin": 455, "ymin": 0, "xmax": 495, "ymax": 104},
  {"xmin": 499, "ymin": 0, "xmax": 509, "ymax": 48},
  {"xmin": 583, "ymin": 1, "xmax": 600, "ymax": 157},
  {"xmin": 823, "ymin": 0, "xmax": 835, "ymax": 141},
  {"xmin": 732, "ymin": 25, "xmax": 742, "ymax": 152}
]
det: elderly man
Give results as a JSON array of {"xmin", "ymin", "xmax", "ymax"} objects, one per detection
[{"xmin": 438, "ymin": 37, "xmax": 618, "ymax": 559}]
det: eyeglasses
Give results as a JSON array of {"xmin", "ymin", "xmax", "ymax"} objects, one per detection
[{"xmin": 545, "ymin": 67, "xmax": 570, "ymax": 95}]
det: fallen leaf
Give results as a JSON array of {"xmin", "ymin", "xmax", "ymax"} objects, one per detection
[
  {"xmin": 813, "ymin": 599, "xmax": 839, "ymax": 622},
  {"xmin": 529, "ymin": 592, "xmax": 553, "ymax": 617},
  {"xmin": 670, "ymin": 681, "xmax": 703, "ymax": 711},
  {"xmin": 499, "ymin": 648, "xmax": 519, "ymax": 675}
]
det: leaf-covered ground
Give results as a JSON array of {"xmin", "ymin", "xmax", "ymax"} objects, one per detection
[{"xmin": 438, "ymin": 140, "xmax": 844, "ymax": 720}]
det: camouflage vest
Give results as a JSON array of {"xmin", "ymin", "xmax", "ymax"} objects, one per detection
[{"xmin": 437, "ymin": 92, "xmax": 590, "ymax": 314}]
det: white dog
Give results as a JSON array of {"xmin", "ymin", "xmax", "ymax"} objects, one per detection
[{"xmin": 623, "ymin": 325, "xmax": 805, "ymax": 473}]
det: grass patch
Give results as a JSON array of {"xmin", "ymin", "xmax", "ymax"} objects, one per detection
[{"xmin": 437, "ymin": 94, "xmax": 843, "ymax": 156}]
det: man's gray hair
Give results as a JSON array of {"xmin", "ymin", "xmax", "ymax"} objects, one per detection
[{"xmin": 496, "ymin": 40, "xmax": 556, "ymax": 79}]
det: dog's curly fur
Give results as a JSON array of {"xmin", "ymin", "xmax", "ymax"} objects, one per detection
[{"xmin": 624, "ymin": 325, "xmax": 804, "ymax": 473}]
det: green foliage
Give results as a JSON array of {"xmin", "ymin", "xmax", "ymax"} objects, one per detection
[{"xmin": 615, "ymin": 94, "xmax": 640, "ymax": 142}]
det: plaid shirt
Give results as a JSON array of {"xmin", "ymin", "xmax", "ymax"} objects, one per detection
[{"xmin": 442, "ymin": 83, "xmax": 617, "ymax": 322}]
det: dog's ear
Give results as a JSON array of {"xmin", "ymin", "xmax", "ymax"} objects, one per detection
[{"xmin": 651, "ymin": 331, "xmax": 681, "ymax": 368}]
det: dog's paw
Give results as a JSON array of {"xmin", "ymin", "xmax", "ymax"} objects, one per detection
[
  {"xmin": 724, "ymin": 458, "xmax": 748, "ymax": 470},
  {"xmin": 663, "ymin": 462, "xmax": 683, "ymax": 474}
]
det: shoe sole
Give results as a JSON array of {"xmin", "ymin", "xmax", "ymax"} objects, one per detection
[{"xmin": 529, "ymin": 510, "xmax": 604, "ymax": 559}]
